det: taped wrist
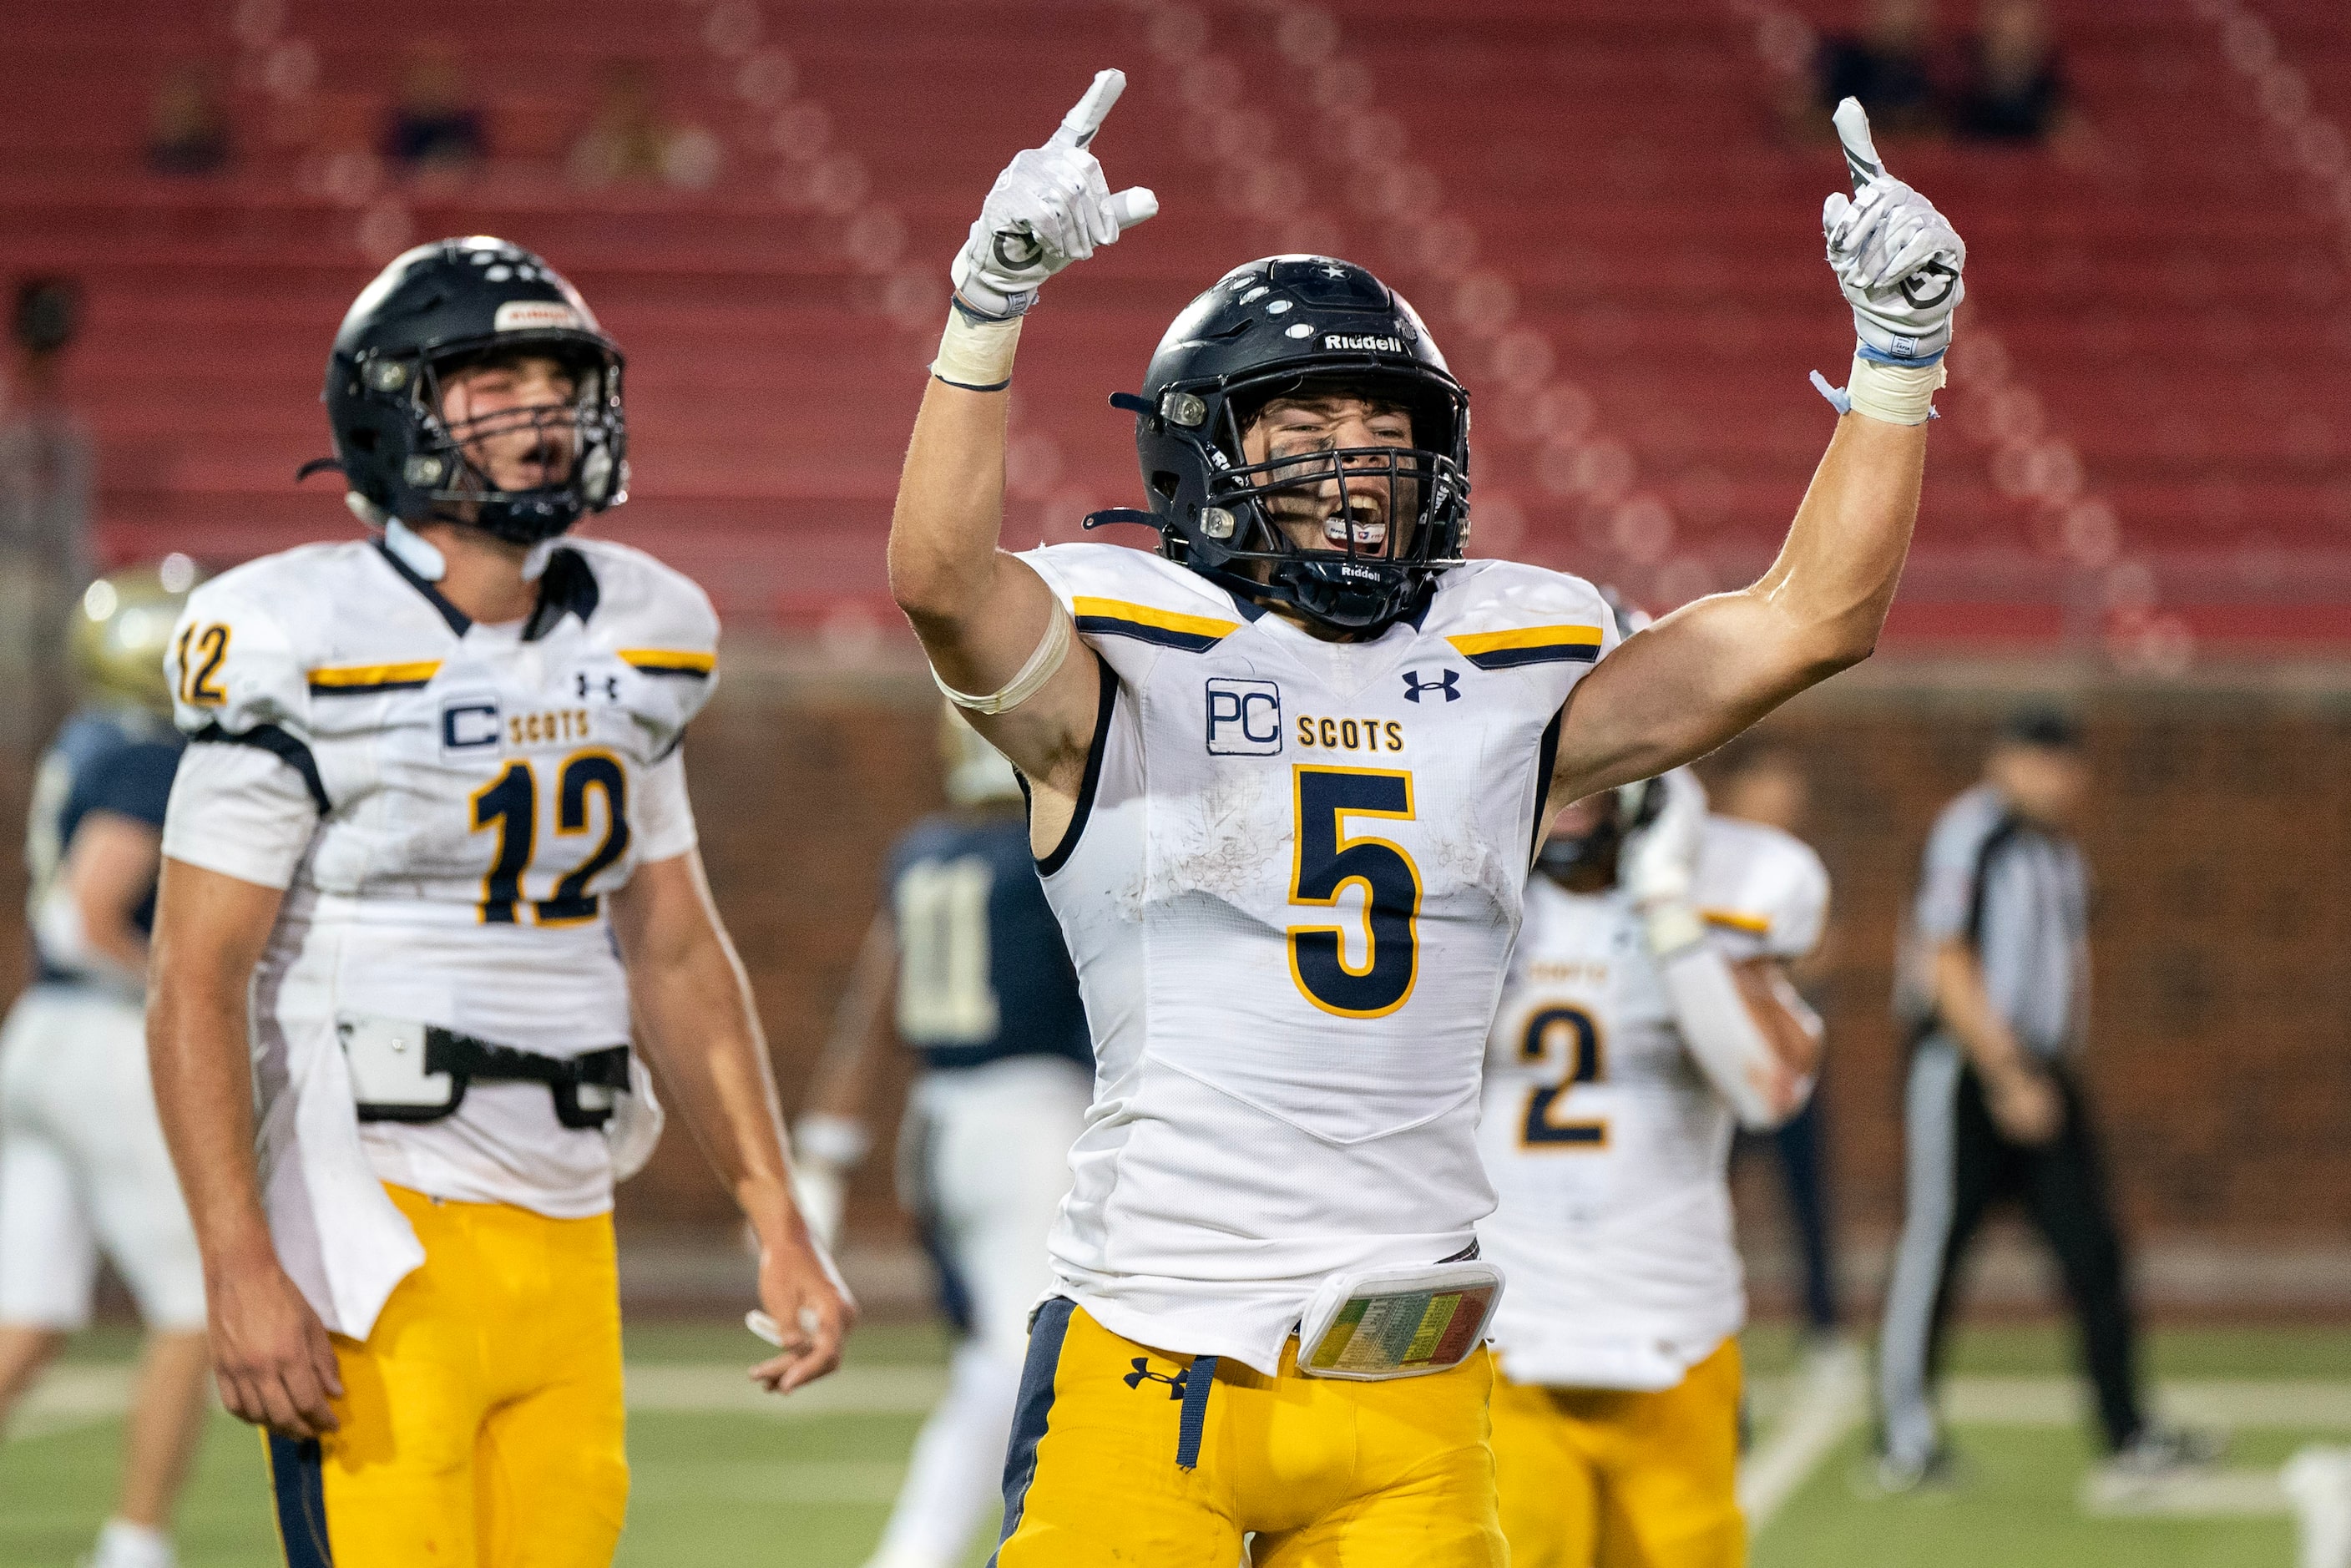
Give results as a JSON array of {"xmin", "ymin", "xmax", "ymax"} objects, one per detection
[
  {"xmin": 931, "ymin": 296, "xmax": 1024, "ymax": 392},
  {"xmin": 1639, "ymin": 899, "xmax": 1707, "ymax": 959},
  {"xmin": 932, "ymin": 600, "xmax": 1072, "ymax": 715},
  {"xmin": 1844, "ymin": 354, "xmax": 1946, "ymax": 426}
]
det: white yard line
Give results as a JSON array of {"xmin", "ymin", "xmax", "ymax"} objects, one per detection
[{"xmin": 1740, "ymin": 1347, "xmax": 1869, "ymax": 1528}]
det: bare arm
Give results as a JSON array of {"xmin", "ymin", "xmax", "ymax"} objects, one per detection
[
  {"xmin": 1733, "ymin": 957, "xmax": 1828, "ymax": 1089},
  {"xmin": 887, "ymin": 377, "xmax": 1102, "ymax": 822},
  {"xmin": 147, "ymin": 857, "xmax": 342, "ymax": 1437},
  {"xmin": 609, "ymin": 850, "xmax": 857, "ymax": 1392},
  {"xmin": 49, "ymin": 810, "xmax": 163, "ymax": 974},
  {"xmin": 803, "ymin": 910, "xmax": 898, "ymax": 1125},
  {"xmin": 1932, "ymin": 938, "xmax": 2061, "ymax": 1142},
  {"xmin": 887, "ymin": 71, "xmax": 1155, "ymax": 839},
  {"xmin": 1555, "ymin": 412, "xmax": 1924, "ymax": 800}
]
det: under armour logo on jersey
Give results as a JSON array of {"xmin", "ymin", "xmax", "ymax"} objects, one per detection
[
  {"xmin": 1402, "ymin": 669, "xmax": 1461, "ymax": 703},
  {"xmin": 1123, "ymin": 1358, "xmax": 1188, "ymax": 1400}
]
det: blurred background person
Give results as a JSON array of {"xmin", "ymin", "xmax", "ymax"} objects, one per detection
[
  {"xmin": 0, "ymin": 562, "xmax": 210, "ymax": 1568},
  {"xmin": 1951, "ymin": 0, "xmax": 2074, "ymax": 144},
  {"xmin": 144, "ymin": 63, "xmax": 230, "ymax": 177},
  {"xmin": 1712, "ymin": 741, "xmax": 1854, "ymax": 1369},
  {"xmin": 568, "ymin": 60, "xmax": 723, "ymax": 191},
  {"xmin": 1875, "ymin": 711, "xmax": 2215, "ymax": 1493},
  {"xmin": 1815, "ymin": 0, "xmax": 1941, "ymax": 137},
  {"xmin": 382, "ymin": 44, "xmax": 485, "ymax": 175},
  {"xmin": 793, "ymin": 709, "xmax": 1093, "ymax": 1568},
  {"xmin": 0, "ymin": 276, "xmax": 93, "ymax": 745}
]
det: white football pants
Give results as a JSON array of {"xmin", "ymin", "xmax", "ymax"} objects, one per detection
[
  {"xmin": 866, "ymin": 1054, "xmax": 1090, "ymax": 1568},
  {"xmin": 0, "ymin": 984, "xmax": 205, "ymax": 1330}
]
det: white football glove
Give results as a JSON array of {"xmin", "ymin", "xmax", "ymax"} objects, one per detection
[
  {"xmin": 951, "ymin": 69, "xmax": 1159, "ymax": 319},
  {"xmin": 1620, "ymin": 770, "xmax": 1710, "ymax": 955},
  {"xmin": 1821, "ymin": 99, "xmax": 1965, "ymax": 365}
]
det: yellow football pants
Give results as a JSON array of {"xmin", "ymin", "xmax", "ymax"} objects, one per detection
[
  {"xmin": 1489, "ymin": 1338, "xmax": 1745, "ymax": 1568},
  {"xmin": 993, "ymin": 1298, "xmax": 1504, "ymax": 1567},
  {"xmin": 263, "ymin": 1184, "xmax": 628, "ymax": 1568}
]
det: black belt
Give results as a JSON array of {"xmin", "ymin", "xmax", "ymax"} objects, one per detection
[{"xmin": 354, "ymin": 1028, "xmax": 630, "ymax": 1130}]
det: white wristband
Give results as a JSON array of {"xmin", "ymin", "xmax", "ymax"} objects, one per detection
[
  {"xmin": 932, "ymin": 600, "xmax": 1073, "ymax": 716},
  {"xmin": 791, "ymin": 1113, "xmax": 872, "ymax": 1171},
  {"xmin": 931, "ymin": 299, "xmax": 1024, "ymax": 392},
  {"xmin": 1845, "ymin": 354, "xmax": 1947, "ymax": 426}
]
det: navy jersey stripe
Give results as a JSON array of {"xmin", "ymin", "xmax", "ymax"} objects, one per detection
[
  {"xmin": 1459, "ymin": 643, "xmax": 1602, "ymax": 671},
  {"xmin": 1073, "ymin": 615, "xmax": 1224, "ymax": 653},
  {"xmin": 194, "ymin": 723, "xmax": 331, "ymax": 815},
  {"xmin": 306, "ymin": 678, "xmax": 432, "ymax": 696}
]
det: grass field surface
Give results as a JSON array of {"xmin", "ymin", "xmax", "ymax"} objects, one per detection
[{"xmin": 5, "ymin": 1321, "xmax": 2340, "ymax": 1566}]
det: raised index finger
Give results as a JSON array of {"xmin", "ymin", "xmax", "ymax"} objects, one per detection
[
  {"xmin": 1832, "ymin": 97, "xmax": 1884, "ymax": 193},
  {"xmin": 1049, "ymin": 68, "xmax": 1128, "ymax": 150}
]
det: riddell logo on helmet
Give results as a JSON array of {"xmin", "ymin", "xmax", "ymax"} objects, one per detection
[
  {"xmin": 1321, "ymin": 334, "xmax": 1406, "ymax": 353},
  {"xmin": 493, "ymin": 301, "xmax": 581, "ymax": 333}
]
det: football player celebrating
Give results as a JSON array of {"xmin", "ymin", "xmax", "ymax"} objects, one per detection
[
  {"xmin": 144, "ymin": 238, "xmax": 852, "ymax": 1568},
  {"xmin": 1479, "ymin": 768, "xmax": 1828, "ymax": 1568},
  {"xmin": 0, "ymin": 564, "xmax": 209, "ymax": 1568},
  {"xmin": 794, "ymin": 709, "xmax": 1094, "ymax": 1568},
  {"xmin": 889, "ymin": 74, "xmax": 1959, "ymax": 1565}
]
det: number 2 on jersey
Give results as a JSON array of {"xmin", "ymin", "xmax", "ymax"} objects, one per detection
[
  {"xmin": 469, "ymin": 750, "xmax": 631, "ymax": 924},
  {"xmin": 1520, "ymin": 1005, "xmax": 1606, "ymax": 1148},
  {"xmin": 1287, "ymin": 766, "xmax": 1421, "ymax": 1019}
]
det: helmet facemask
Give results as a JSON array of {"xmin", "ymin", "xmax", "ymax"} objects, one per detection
[
  {"xmin": 1171, "ymin": 368, "xmax": 1469, "ymax": 633},
  {"xmin": 395, "ymin": 342, "xmax": 626, "ymax": 544}
]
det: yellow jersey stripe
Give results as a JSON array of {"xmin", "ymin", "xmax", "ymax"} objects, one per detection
[
  {"xmin": 1446, "ymin": 624, "xmax": 1606, "ymax": 671},
  {"xmin": 619, "ymin": 648, "xmax": 717, "ymax": 677},
  {"xmin": 306, "ymin": 660, "xmax": 442, "ymax": 693},
  {"xmin": 1701, "ymin": 908, "xmax": 1773, "ymax": 934},
  {"xmin": 1071, "ymin": 596, "xmax": 1240, "ymax": 651}
]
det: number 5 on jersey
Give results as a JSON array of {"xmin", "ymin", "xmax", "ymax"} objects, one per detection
[
  {"xmin": 469, "ymin": 751, "xmax": 630, "ymax": 925},
  {"xmin": 1287, "ymin": 766, "xmax": 1422, "ymax": 1019}
]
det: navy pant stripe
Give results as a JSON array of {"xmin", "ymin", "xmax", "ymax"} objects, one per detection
[
  {"xmin": 265, "ymin": 1434, "xmax": 335, "ymax": 1567},
  {"xmin": 988, "ymin": 1296, "xmax": 1074, "ymax": 1564}
]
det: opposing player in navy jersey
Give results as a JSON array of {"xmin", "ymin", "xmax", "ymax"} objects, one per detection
[
  {"xmin": 0, "ymin": 563, "xmax": 210, "ymax": 1568},
  {"xmin": 796, "ymin": 708, "xmax": 1092, "ymax": 1568}
]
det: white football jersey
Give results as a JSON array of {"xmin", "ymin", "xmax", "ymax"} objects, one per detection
[
  {"xmin": 1476, "ymin": 815, "xmax": 1828, "ymax": 1390},
  {"xmin": 159, "ymin": 534, "xmax": 713, "ymax": 1335},
  {"xmin": 1020, "ymin": 541, "xmax": 1619, "ymax": 1374}
]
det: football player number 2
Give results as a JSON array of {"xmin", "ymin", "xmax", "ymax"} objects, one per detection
[
  {"xmin": 1520, "ymin": 1006, "xmax": 1605, "ymax": 1148},
  {"xmin": 1287, "ymin": 766, "xmax": 1421, "ymax": 1019},
  {"xmin": 469, "ymin": 751, "xmax": 630, "ymax": 925}
]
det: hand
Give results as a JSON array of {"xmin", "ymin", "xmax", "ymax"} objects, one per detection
[
  {"xmin": 951, "ymin": 68, "xmax": 1159, "ymax": 317},
  {"xmin": 1821, "ymin": 99, "xmax": 1965, "ymax": 364},
  {"xmin": 1620, "ymin": 770, "xmax": 1709, "ymax": 915},
  {"xmin": 746, "ymin": 1225, "xmax": 857, "ymax": 1395},
  {"xmin": 1985, "ymin": 1061, "xmax": 2064, "ymax": 1146},
  {"xmin": 205, "ymin": 1246, "xmax": 342, "ymax": 1438}
]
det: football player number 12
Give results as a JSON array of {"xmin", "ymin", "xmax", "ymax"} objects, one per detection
[
  {"xmin": 1287, "ymin": 766, "xmax": 1422, "ymax": 1019},
  {"xmin": 470, "ymin": 751, "xmax": 630, "ymax": 925}
]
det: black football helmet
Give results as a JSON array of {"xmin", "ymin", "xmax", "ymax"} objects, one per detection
[
  {"xmin": 319, "ymin": 236, "xmax": 626, "ymax": 544},
  {"xmin": 1090, "ymin": 256, "xmax": 1469, "ymax": 635}
]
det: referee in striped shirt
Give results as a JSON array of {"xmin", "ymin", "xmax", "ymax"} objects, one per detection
[{"xmin": 1874, "ymin": 710, "xmax": 2214, "ymax": 1490}]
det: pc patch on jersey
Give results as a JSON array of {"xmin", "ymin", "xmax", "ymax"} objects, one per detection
[{"xmin": 1205, "ymin": 678, "xmax": 1282, "ymax": 756}]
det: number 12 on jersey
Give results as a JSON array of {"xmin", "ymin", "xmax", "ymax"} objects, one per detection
[
  {"xmin": 1287, "ymin": 766, "xmax": 1422, "ymax": 1019},
  {"xmin": 469, "ymin": 750, "xmax": 631, "ymax": 925}
]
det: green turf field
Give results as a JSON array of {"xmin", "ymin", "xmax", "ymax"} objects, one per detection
[{"xmin": 4, "ymin": 1320, "xmax": 2341, "ymax": 1565}]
